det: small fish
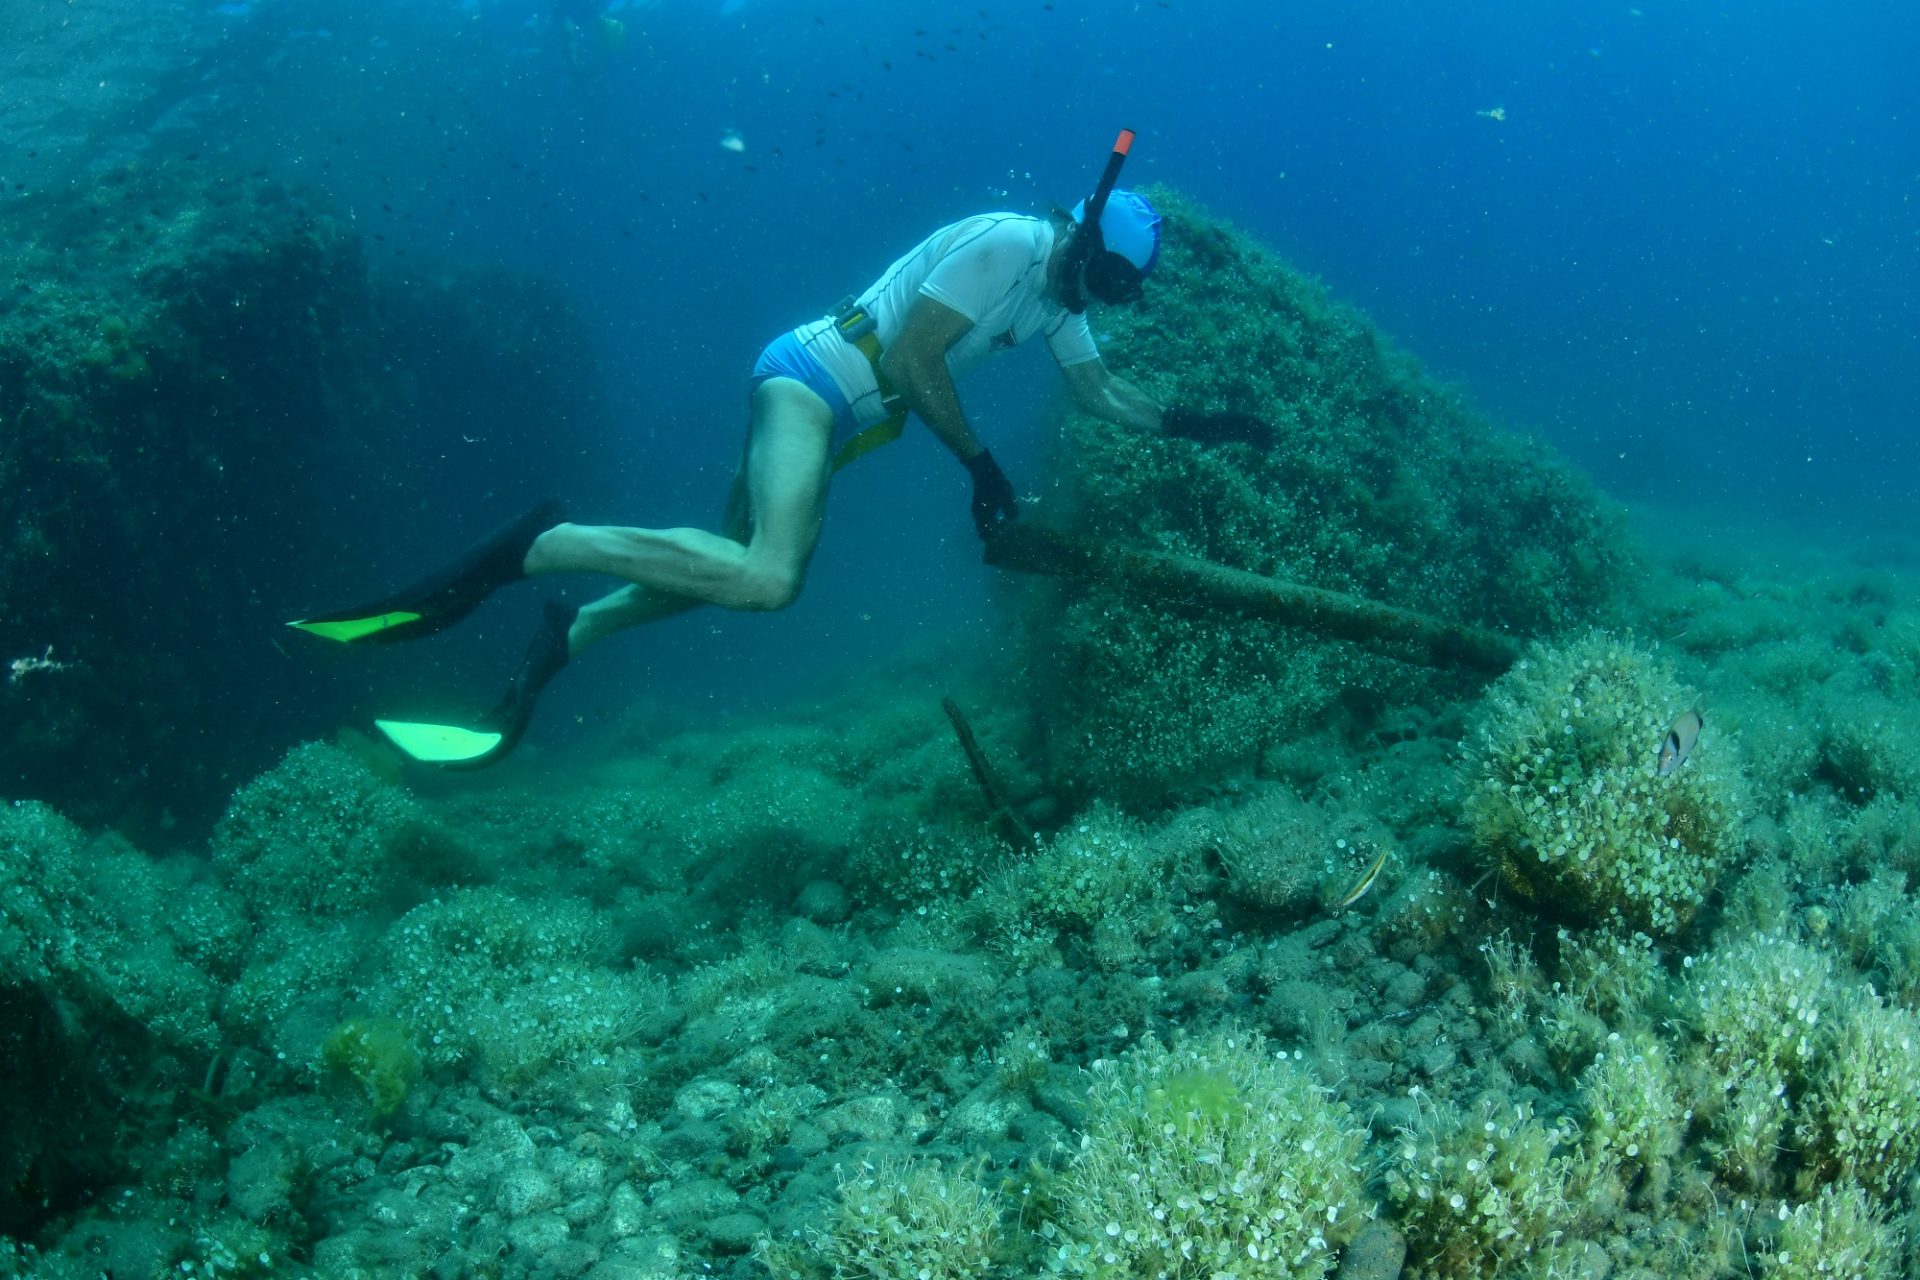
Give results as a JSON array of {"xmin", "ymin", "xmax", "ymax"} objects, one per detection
[
  {"xmin": 1657, "ymin": 709, "xmax": 1704, "ymax": 776},
  {"xmin": 1336, "ymin": 849, "xmax": 1390, "ymax": 913}
]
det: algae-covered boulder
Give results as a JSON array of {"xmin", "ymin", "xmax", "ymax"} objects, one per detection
[
  {"xmin": 1050, "ymin": 1028, "xmax": 1372, "ymax": 1279},
  {"xmin": 0, "ymin": 162, "xmax": 600, "ymax": 839},
  {"xmin": 1024, "ymin": 190, "xmax": 1632, "ymax": 802},
  {"xmin": 363, "ymin": 887, "xmax": 663, "ymax": 1088},
  {"xmin": 211, "ymin": 740, "xmax": 424, "ymax": 926},
  {"xmin": 210, "ymin": 741, "xmax": 476, "ymax": 1066},
  {"xmin": 1464, "ymin": 632, "xmax": 1744, "ymax": 936},
  {"xmin": 0, "ymin": 798, "xmax": 231, "ymax": 1233}
]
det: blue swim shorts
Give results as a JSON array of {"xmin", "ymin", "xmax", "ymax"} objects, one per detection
[{"xmin": 750, "ymin": 330, "xmax": 854, "ymax": 431}]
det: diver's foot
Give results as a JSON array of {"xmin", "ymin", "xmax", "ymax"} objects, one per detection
[
  {"xmin": 289, "ymin": 499, "xmax": 565, "ymax": 644},
  {"xmin": 373, "ymin": 600, "xmax": 578, "ymax": 770}
]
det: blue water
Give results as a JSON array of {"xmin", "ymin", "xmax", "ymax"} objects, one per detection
[
  {"xmin": 222, "ymin": 0, "xmax": 1916, "ymax": 522},
  {"xmin": 17, "ymin": 0, "xmax": 1918, "ymax": 742}
]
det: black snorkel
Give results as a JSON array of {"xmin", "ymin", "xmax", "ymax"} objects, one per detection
[{"xmin": 1060, "ymin": 127, "xmax": 1136, "ymax": 314}]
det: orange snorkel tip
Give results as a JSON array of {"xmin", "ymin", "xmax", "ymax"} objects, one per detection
[
  {"xmin": 1084, "ymin": 127, "xmax": 1137, "ymax": 226},
  {"xmin": 1063, "ymin": 127, "xmax": 1141, "ymax": 314}
]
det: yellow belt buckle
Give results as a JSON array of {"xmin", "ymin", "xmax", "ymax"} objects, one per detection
[{"xmin": 834, "ymin": 296, "xmax": 877, "ymax": 344}]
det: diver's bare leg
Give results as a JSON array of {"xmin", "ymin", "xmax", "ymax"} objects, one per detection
[
  {"xmin": 529, "ymin": 377, "xmax": 833, "ymax": 649},
  {"xmin": 563, "ymin": 583, "xmax": 693, "ymax": 654},
  {"xmin": 563, "ymin": 467, "xmax": 748, "ymax": 653}
]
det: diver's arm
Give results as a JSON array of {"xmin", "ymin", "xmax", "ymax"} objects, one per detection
[
  {"xmin": 1062, "ymin": 358, "xmax": 1163, "ymax": 432},
  {"xmin": 884, "ymin": 294, "xmax": 1019, "ymax": 537},
  {"xmin": 881, "ymin": 294, "xmax": 983, "ymax": 460},
  {"xmin": 1065, "ymin": 360, "xmax": 1279, "ymax": 447}
]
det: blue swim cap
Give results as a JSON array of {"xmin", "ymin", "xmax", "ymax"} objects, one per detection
[{"xmin": 1072, "ymin": 187, "xmax": 1162, "ymax": 276}]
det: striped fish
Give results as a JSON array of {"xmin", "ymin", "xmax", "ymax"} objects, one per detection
[{"xmin": 1335, "ymin": 848, "xmax": 1390, "ymax": 913}]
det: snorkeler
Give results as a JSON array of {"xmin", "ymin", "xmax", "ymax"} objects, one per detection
[{"xmin": 291, "ymin": 131, "xmax": 1270, "ymax": 768}]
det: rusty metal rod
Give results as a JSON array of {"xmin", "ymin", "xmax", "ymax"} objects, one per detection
[
  {"xmin": 982, "ymin": 522, "xmax": 1521, "ymax": 674},
  {"xmin": 940, "ymin": 696, "xmax": 1034, "ymax": 847}
]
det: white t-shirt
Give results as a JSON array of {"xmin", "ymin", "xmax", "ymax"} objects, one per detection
[{"xmin": 793, "ymin": 213, "xmax": 1102, "ymax": 433}]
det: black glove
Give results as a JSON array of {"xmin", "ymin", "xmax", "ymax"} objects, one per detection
[
  {"xmin": 1162, "ymin": 405, "xmax": 1277, "ymax": 448},
  {"xmin": 964, "ymin": 449, "xmax": 1019, "ymax": 539}
]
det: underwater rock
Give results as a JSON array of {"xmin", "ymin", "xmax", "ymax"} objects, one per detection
[
  {"xmin": 703, "ymin": 1211, "xmax": 767, "ymax": 1255},
  {"xmin": 0, "ymin": 799, "xmax": 227, "ymax": 1235},
  {"xmin": 1336, "ymin": 1221, "xmax": 1408, "ymax": 1280},
  {"xmin": 1022, "ymin": 188, "xmax": 1634, "ymax": 804},
  {"xmin": 651, "ymin": 1177, "xmax": 741, "ymax": 1226},
  {"xmin": 0, "ymin": 163, "xmax": 602, "ymax": 840},
  {"xmin": 1465, "ymin": 632, "xmax": 1744, "ymax": 936},
  {"xmin": 794, "ymin": 877, "xmax": 852, "ymax": 923}
]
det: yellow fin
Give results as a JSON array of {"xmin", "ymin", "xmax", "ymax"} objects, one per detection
[
  {"xmin": 289, "ymin": 611, "xmax": 425, "ymax": 643},
  {"xmin": 375, "ymin": 718, "xmax": 503, "ymax": 764}
]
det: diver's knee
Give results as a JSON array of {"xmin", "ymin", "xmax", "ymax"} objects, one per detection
[
  {"xmin": 734, "ymin": 566, "xmax": 803, "ymax": 612},
  {"xmin": 523, "ymin": 521, "xmax": 580, "ymax": 575}
]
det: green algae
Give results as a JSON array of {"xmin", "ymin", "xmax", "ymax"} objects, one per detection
[
  {"xmin": 320, "ymin": 1017, "xmax": 421, "ymax": 1119},
  {"xmin": 1018, "ymin": 189, "xmax": 1636, "ymax": 805},
  {"xmin": 1143, "ymin": 1064, "xmax": 1241, "ymax": 1139}
]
